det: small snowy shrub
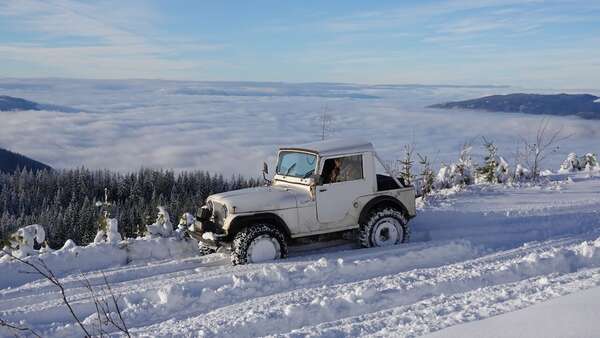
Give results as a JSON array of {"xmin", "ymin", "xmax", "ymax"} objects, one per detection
[
  {"xmin": 175, "ymin": 212, "xmax": 195, "ymax": 240},
  {"xmin": 475, "ymin": 139, "xmax": 510, "ymax": 184},
  {"xmin": 559, "ymin": 152, "xmax": 600, "ymax": 173},
  {"xmin": 513, "ymin": 164, "xmax": 531, "ymax": 182},
  {"xmin": 559, "ymin": 152, "xmax": 580, "ymax": 173},
  {"xmin": 3, "ymin": 224, "xmax": 47, "ymax": 258},
  {"xmin": 496, "ymin": 156, "xmax": 510, "ymax": 183},
  {"xmin": 417, "ymin": 153, "xmax": 435, "ymax": 197},
  {"xmin": 94, "ymin": 187, "xmax": 121, "ymax": 244},
  {"xmin": 146, "ymin": 206, "xmax": 174, "ymax": 237},
  {"xmin": 94, "ymin": 218, "xmax": 122, "ymax": 244},
  {"xmin": 399, "ymin": 143, "xmax": 416, "ymax": 186},
  {"xmin": 581, "ymin": 153, "xmax": 599, "ymax": 172},
  {"xmin": 453, "ymin": 145, "xmax": 475, "ymax": 186},
  {"xmin": 435, "ymin": 145, "xmax": 475, "ymax": 189},
  {"xmin": 435, "ymin": 164, "xmax": 451, "ymax": 189}
]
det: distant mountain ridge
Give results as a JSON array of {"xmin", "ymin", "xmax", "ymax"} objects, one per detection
[
  {"xmin": 0, "ymin": 95, "xmax": 80, "ymax": 112},
  {"xmin": 0, "ymin": 95, "xmax": 41, "ymax": 111},
  {"xmin": 0, "ymin": 147, "xmax": 52, "ymax": 173},
  {"xmin": 429, "ymin": 93, "xmax": 600, "ymax": 119}
]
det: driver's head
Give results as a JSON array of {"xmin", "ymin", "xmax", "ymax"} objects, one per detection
[{"xmin": 334, "ymin": 158, "xmax": 342, "ymax": 168}]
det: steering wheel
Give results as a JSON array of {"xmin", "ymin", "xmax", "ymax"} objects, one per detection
[
  {"xmin": 303, "ymin": 169, "xmax": 315, "ymax": 178},
  {"xmin": 285, "ymin": 163, "xmax": 297, "ymax": 175}
]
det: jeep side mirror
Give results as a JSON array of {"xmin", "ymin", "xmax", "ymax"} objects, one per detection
[
  {"xmin": 308, "ymin": 174, "xmax": 320, "ymax": 201},
  {"xmin": 262, "ymin": 162, "xmax": 272, "ymax": 185},
  {"xmin": 309, "ymin": 174, "xmax": 321, "ymax": 186}
]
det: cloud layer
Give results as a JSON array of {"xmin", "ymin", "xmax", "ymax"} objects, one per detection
[{"xmin": 1, "ymin": 79, "xmax": 599, "ymax": 177}]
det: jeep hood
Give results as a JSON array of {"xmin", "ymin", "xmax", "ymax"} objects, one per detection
[{"xmin": 208, "ymin": 186, "xmax": 306, "ymax": 213}]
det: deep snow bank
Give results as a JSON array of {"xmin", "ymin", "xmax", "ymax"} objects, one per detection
[
  {"xmin": 412, "ymin": 174, "xmax": 600, "ymax": 249},
  {"xmin": 0, "ymin": 237, "xmax": 198, "ymax": 289}
]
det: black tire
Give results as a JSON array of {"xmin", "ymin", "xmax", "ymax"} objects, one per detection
[
  {"xmin": 358, "ymin": 207, "xmax": 410, "ymax": 248},
  {"xmin": 231, "ymin": 224, "xmax": 288, "ymax": 265},
  {"xmin": 198, "ymin": 242, "xmax": 216, "ymax": 256}
]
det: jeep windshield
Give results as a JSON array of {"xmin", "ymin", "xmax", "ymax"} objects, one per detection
[{"xmin": 276, "ymin": 151, "xmax": 317, "ymax": 178}]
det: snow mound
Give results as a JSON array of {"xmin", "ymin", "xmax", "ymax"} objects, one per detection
[
  {"xmin": 146, "ymin": 206, "xmax": 173, "ymax": 237},
  {"xmin": 0, "ymin": 237, "xmax": 198, "ymax": 289}
]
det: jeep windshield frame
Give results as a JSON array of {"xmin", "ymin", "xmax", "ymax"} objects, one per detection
[{"xmin": 275, "ymin": 151, "xmax": 318, "ymax": 180}]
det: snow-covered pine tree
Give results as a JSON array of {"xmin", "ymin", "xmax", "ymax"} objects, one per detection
[
  {"xmin": 581, "ymin": 153, "xmax": 599, "ymax": 171},
  {"xmin": 559, "ymin": 152, "xmax": 580, "ymax": 173},
  {"xmin": 146, "ymin": 206, "xmax": 173, "ymax": 237},
  {"xmin": 496, "ymin": 156, "xmax": 510, "ymax": 183},
  {"xmin": 78, "ymin": 197, "xmax": 95, "ymax": 243},
  {"xmin": 453, "ymin": 144, "xmax": 475, "ymax": 186},
  {"xmin": 399, "ymin": 143, "xmax": 416, "ymax": 186},
  {"xmin": 513, "ymin": 163, "xmax": 531, "ymax": 182},
  {"xmin": 4, "ymin": 224, "xmax": 46, "ymax": 257},
  {"xmin": 417, "ymin": 153, "xmax": 435, "ymax": 197},
  {"xmin": 94, "ymin": 188, "xmax": 120, "ymax": 244},
  {"xmin": 175, "ymin": 212, "xmax": 195, "ymax": 240},
  {"xmin": 435, "ymin": 163, "xmax": 451, "ymax": 189},
  {"xmin": 476, "ymin": 138, "xmax": 500, "ymax": 184}
]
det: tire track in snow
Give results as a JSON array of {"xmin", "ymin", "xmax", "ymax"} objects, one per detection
[
  {"xmin": 279, "ymin": 268, "xmax": 600, "ymax": 338},
  {"xmin": 133, "ymin": 233, "xmax": 600, "ymax": 337},
  {"xmin": 0, "ymin": 240, "xmax": 482, "ymax": 333}
]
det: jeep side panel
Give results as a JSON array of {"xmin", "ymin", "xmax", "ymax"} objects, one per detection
[{"xmin": 314, "ymin": 152, "xmax": 376, "ymax": 225}]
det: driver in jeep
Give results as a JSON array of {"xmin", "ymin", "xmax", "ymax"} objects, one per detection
[{"xmin": 323, "ymin": 156, "xmax": 361, "ymax": 183}]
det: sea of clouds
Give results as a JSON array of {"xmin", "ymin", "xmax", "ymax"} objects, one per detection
[{"xmin": 1, "ymin": 78, "xmax": 599, "ymax": 177}]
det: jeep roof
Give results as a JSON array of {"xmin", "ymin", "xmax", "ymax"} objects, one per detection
[{"xmin": 279, "ymin": 138, "xmax": 374, "ymax": 157}]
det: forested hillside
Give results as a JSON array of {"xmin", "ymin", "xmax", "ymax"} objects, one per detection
[
  {"xmin": 429, "ymin": 93, "xmax": 600, "ymax": 119},
  {"xmin": 0, "ymin": 147, "xmax": 51, "ymax": 173},
  {"xmin": 0, "ymin": 168, "xmax": 260, "ymax": 247}
]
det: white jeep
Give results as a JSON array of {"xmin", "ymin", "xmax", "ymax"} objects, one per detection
[{"xmin": 189, "ymin": 139, "xmax": 416, "ymax": 265}]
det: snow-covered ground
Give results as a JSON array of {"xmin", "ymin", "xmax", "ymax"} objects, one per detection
[
  {"xmin": 2, "ymin": 171, "xmax": 600, "ymax": 337},
  {"xmin": 425, "ymin": 285, "xmax": 600, "ymax": 338}
]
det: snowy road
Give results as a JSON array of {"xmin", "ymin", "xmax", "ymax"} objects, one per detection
[{"xmin": 1, "ymin": 173, "xmax": 600, "ymax": 337}]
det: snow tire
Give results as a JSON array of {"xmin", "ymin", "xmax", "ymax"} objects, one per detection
[
  {"xmin": 358, "ymin": 207, "xmax": 410, "ymax": 248},
  {"xmin": 231, "ymin": 224, "xmax": 288, "ymax": 265},
  {"xmin": 198, "ymin": 242, "xmax": 216, "ymax": 256}
]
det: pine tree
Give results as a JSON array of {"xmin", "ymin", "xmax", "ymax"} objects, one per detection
[
  {"xmin": 417, "ymin": 153, "xmax": 435, "ymax": 197},
  {"xmin": 399, "ymin": 144, "xmax": 415, "ymax": 186},
  {"xmin": 476, "ymin": 137, "xmax": 500, "ymax": 183}
]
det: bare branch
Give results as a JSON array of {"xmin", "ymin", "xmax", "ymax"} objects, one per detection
[
  {"xmin": 517, "ymin": 118, "xmax": 570, "ymax": 180},
  {"xmin": 102, "ymin": 271, "xmax": 130, "ymax": 337},
  {"xmin": 80, "ymin": 273, "xmax": 106, "ymax": 337},
  {"xmin": 0, "ymin": 318, "xmax": 42, "ymax": 338},
  {"xmin": 1, "ymin": 249, "xmax": 91, "ymax": 337}
]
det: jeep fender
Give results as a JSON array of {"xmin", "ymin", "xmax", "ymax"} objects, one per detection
[
  {"xmin": 358, "ymin": 195, "xmax": 409, "ymax": 225},
  {"xmin": 227, "ymin": 213, "xmax": 292, "ymax": 240}
]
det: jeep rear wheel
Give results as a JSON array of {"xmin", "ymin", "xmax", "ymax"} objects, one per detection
[
  {"xmin": 231, "ymin": 224, "xmax": 288, "ymax": 265},
  {"xmin": 359, "ymin": 207, "xmax": 410, "ymax": 248}
]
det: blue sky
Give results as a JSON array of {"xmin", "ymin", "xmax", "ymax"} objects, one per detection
[{"xmin": 1, "ymin": 0, "xmax": 599, "ymax": 88}]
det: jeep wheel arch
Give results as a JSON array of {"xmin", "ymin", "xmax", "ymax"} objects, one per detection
[
  {"xmin": 228, "ymin": 213, "xmax": 292, "ymax": 240},
  {"xmin": 359, "ymin": 195, "xmax": 408, "ymax": 225}
]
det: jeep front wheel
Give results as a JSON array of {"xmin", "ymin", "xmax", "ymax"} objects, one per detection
[
  {"xmin": 198, "ymin": 242, "xmax": 216, "ymax": 256},
  {"xmin": 231, "ymin": 224, "xmax": 288, "ymax": 265},
  {"xmin": 359, "ymin": 207, "xmax": 410, "ymax": 248}
]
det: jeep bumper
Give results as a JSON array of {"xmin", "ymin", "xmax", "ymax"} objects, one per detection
[{"xmin": 187, "ymin": 220, "xmax": 227, "ymax": 249}]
